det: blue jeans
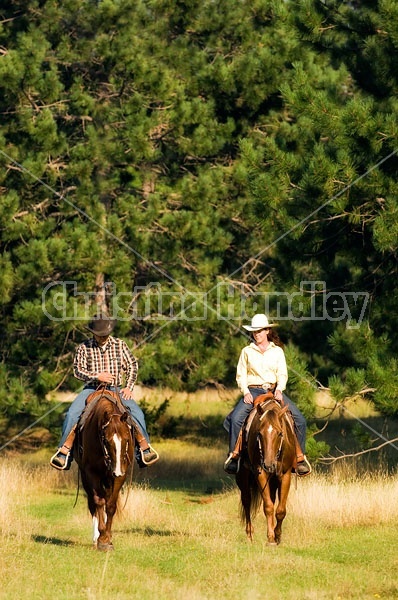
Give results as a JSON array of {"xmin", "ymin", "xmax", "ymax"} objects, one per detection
[
  {"xmin": 223, "ymin": 387, "xmax": 307, "ymax": 454},
  {"xmin": 59, "ymin": 386, "xmax": 150, "ymax": 447}
]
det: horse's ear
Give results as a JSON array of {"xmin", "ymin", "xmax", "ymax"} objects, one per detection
[{"xmin": 253, "ymin": 397, "xmax": 263, "ymax": 410}]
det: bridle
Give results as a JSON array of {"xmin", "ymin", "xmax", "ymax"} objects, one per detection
[
  {"xmin": 100, "ymin": 412, "xmax": 132, "ymax": 473},
  {"xmin": 92, "ymin": 383, "xmax": 132, "ymax": 473},
  {"xmin": 256, "ymin": 410, "xmax": 284, "ymax": 475}
]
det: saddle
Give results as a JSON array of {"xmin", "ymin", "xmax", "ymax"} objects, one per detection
[
  {"xmin": 78, "ymin": 389, "xmax": 147, "ymax": 448},
  {"xmin": 86, "ymin": 388, "xmax": 122, "ymax": 406},
  {"xmin": 57, "ymin": 389, "xmax": 144, "ymax": 458},
  {"xmin": 240, "ymin": 393, "xmax": 298, "ymax": 469},
  {"xmin": 78, "ymin": 389, "xmax": 125, "ymax": 430},
  {"xmin": 243, "ymin": 392, "xmax": 279, "ymax": 446}
]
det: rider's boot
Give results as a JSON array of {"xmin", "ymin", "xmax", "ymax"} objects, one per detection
[
  {"xmin": 129, "ymin": 421, "xmax": 159, "ymax": 467},
  {"xmin": 282, "ymin": 411, "xmax": 312, "ymax": 477},
  {"xmin": 294, "ymin": 439, "xmax": 312, "ymax": 477},
  {"xmin": 50, "ymin": 425, "xmax": 76, "ymax": 471},
  {"xmin": 224, "ymin": 428, "xmax": 243, "ymax": 475}
]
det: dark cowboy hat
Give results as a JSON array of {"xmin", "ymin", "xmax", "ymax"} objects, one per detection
[{"xmin": 86, "ymin": 315, "xmax": 115, "ymax": 336}]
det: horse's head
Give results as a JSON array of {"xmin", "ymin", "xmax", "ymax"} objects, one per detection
[
  {"xmin": 101, "ymin": 408, "xmax": 133, "ymax": 477},
  {"xmin": 255, "ymin": 404, "xmax": 288, "ymax": 475}
]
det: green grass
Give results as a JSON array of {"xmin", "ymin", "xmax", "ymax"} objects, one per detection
[
  {"xmin": 1, "ymin": 448, "xmax": 398, "ymax": 600},
  {"xmin": 1, "ymin": 389, "xmax": 398, "ymax": 599}
]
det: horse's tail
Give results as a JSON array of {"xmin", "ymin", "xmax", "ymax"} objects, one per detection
[{"xmin": 239, "ymin": 469, "xmax": 263, "ymax": 524}]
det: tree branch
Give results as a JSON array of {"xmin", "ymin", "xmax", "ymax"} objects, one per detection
[{"xmin": 318, "ymin": 437, "xmax": 398, "ymax": 464}]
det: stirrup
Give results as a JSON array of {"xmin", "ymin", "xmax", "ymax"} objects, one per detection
[
  {"xmin": 50, "ymin": 449, "xmax": 71, "ymax": 471},
  {"xmin": 295, "ymin": 456, "xmax": 312, "ymax": 477},
  {"xmin": 139, "ymin": 445, "xmax": 159, "ymax": 466},
  {"xmin": 224, "ymin": 453, "xmax": 240, "ymax": 474}
]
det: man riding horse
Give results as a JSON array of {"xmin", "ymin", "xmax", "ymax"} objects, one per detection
[{"xmin": 50, "ymin": 314, "xmax": 159, "ymax": 470}]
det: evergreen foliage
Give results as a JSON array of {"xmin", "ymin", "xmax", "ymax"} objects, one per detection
[{"xmin": 0, "ymin": 0, "xmax": 396, "ymax": 424}]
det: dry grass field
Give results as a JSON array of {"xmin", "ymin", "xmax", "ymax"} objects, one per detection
[
  {"xmin": 1, "ymin": 447, "xmax": 398, "ymax": 600},
  {"xmin": 1, "ymin": 388, "xmax": 398, "ymax": 599}
]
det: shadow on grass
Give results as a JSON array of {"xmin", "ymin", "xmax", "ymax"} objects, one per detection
[
  {"xmin": 32, "ymin": 534, "xmax": 77, "ymax": 546},
  {"xmin": 124, "ymin": 526, "xmax": 186, "ymax": 537}
]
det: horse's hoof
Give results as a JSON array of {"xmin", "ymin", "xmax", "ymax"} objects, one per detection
[
  {"xmin": 267, "ymin": 541, "xmax": 278, "ymax": 547},
  {"xmin": 97, "ymin": 542, "xmax": 114, "ymax": 552}
]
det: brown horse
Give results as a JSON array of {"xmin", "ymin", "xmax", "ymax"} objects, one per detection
[
  {"xmin": 75, "ymin": 391, "xmax": 134, "ymax": 551},
  {"xmin": 236, "ymin": 395, "xmax": 296, "ymax": 545}
]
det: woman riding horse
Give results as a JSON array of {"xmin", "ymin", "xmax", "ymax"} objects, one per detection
[{"xmin": 223, "ymin": 313, "xmax": 311, "ymax": 476}]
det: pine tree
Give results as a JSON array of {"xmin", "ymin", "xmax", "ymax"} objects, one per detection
[
  {"xmin": 244, "ymin": 0, "xmax": 398, "ymax": 416},
  {"xmin": 1, "ymin": 0, "xmax": 396, "ymax": 426}
]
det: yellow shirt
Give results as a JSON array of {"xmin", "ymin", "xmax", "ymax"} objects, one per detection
[{"xmin": 236, "ymin": 342, "xmax": 288, "ymax": 396}]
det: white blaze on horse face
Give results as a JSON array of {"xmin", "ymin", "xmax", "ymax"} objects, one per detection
[
  {"xmin": 113, "ymin": 433, "xmax": 123, "ymax": 476},
  {"xmin": 267, "ymin": 424, "xmax": 273, "ymax": 434}
]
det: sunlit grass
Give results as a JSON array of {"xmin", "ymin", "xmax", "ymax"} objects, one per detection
[
  {"xmin": 1, "ymin": 453, "xmax": 398, "ymax": 600},
  {"xmin": 3, "ymin": 450, "xmax": 397, "ymax": 541},
  {"xmin": 2, "ymin": 387, "xmax": 398, "ymax": 600},
  {"xmin": 133, "ymin": 385, "xmax": 238, "ymax": 413}
]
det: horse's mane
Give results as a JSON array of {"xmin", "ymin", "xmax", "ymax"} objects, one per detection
[
  {"xmin": 262, "ymin": 408, "xmax": 284, "ymax": 432},
  {"xmin": 259, "ymin": 402, "xmax": 295, "ymax": 449},
  {"xmin": 79, "ymin": 393, "xmax": 123, "ymax": 430},
  {"xmin": 257, "ymin": 400, "xmax": 285, "ymax": 426}
]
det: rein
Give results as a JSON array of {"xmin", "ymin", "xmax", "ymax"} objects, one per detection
[
  {"xmin": 99, "ymin": 410, "xmax": 134, "ymax": 509},
  {"xmin": 93, "ymin": 383, "xmax": 132, "ymax": 472},
  {"xmin": 254, "ymin": 402, "xmax": 286, "ymax": 476},
  {"xmin": 100, "ymin": 412, "xmax": 132, "ymax": 473},
  {"xmin": 256, "ymin": 429, "xmax": 284, "ymax": 472}
]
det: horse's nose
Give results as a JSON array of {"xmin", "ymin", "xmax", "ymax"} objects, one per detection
[
  {"xmin": 113, "ymin": 467, "xmax": 125, "ymax": 477},
  {"xmin": 263, "ymin": 463, "xmax": 277, "ymax": 474}
]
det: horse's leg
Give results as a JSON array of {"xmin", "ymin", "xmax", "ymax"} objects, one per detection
[
  {"xmin": 274, "ymin": 471, "xmax": 292, "ymax": 545},
  {"xmin": 236, "ymin": 466, "xmax": 254, "ymax": 540},
  {"xmin": 258, "ymin": 472, "xmax": 277, "ymax": 545},
  {"xmin": 96, "ymin": 504, "xmax": 111, "ymax": 550},
  {"xmin": 92, "ymin": 507, "xmax": 108, "ymax": 545},
  {"xmin": 92, "ymin": 515, "xmax": 100, "ymax": 544},
  {"xmin": 95, "ymin": 502, "xmax": 111, "ymax": 550},
  {"xmin": 81, "ymin": 473, "xmax": 103, "ymax": 547},
  {"xmin": 87, "ymin": 482, "xmax": 109, "ymax": 550},
  {"xmin": 101, "ymin": 478, "xmax": 124, "ymax": 550}
]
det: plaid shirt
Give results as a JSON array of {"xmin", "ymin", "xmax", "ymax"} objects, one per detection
[{"xmin": 73, "ymin": 336, "xmax": 138, "ymax": 390}]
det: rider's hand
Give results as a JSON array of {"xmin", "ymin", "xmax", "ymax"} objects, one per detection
[
  {"xmin": 121, "ymin": 387, "xmax": 134, "ymax": 400},
  {"xmin": 274, "ymin": 389, "xmax": 284, "ymax": 405},
  {"xmin": 243, "ymin": 392, "xmax": 254, "ymax": 404},
  {"xmin": 97, "ymin": 372, "xmax": 115, "ymax": 384}
]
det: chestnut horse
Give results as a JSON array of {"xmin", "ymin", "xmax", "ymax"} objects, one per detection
[
  {"xmin": 75, "ymin": 391, "xmax": 134, "ymax": 551},
  {"xmin": 236, "ymin": 395, "xmax": 296, "ymax": 545}
]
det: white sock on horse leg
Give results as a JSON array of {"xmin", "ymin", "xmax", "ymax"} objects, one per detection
[{"xmin": 92, "ymin": 516, "xmax": 100, "ymax": 543}]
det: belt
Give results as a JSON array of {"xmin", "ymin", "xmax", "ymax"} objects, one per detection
[{"xmin": 248, "ymin": 384, "xmax": 275, "ymax": 390}]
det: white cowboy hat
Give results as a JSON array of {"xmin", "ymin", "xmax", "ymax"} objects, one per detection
[{"xmin": 243, "ymin": 313, "xmax": 277, "ymax": 331}]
